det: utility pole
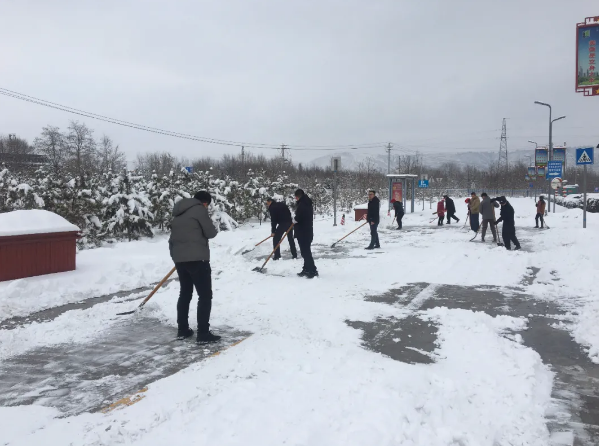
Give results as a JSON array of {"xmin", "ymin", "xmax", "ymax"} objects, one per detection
[
  {"xmin": 280, "ymin": 144, "xmax": 287, "ymax": 161},
  {"xmin": 498, "ymin": 118, "xmax": 508, "ymax": 179},
  {"xmin": 386, "ymin": 143, "xmax": 392, "ymax": 174},
  {"xmin": 241, "ymin": 145, "xmax": 245, "ymax": 168}
]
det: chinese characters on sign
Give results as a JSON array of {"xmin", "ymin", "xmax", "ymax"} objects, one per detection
[
  {"xmin": 392, "ymin": 181, "xmax": 403, "ymax": 201},
  {"xmin": 576, "ymin": 18, "xmax": 599, "ymax": 96}
]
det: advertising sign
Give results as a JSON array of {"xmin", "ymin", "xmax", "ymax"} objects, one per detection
[
  {"xmin": 552, "ymin": 147, "xmax": 567, "ymax": 167},
  {"xmin": 577, "ymin": 17, "xmax": 599, "ymax": 96},
  {"xmin": 527, "ymin": 166, "xmax": 537, "ymax": 177},
  {"xmin": 546, "ymin": 160, "xmax": 563, "ymax": 179},
  {"xmin": 392, "ymin": 181, "xmax": 403, "ymax": 201},
  {"xmin": 537, "ymin": 166, "xmax": 546, "ymax": 178},
  {"xmin": 535, "ymin": 148, "xmax": 549, "ymax": 167}
]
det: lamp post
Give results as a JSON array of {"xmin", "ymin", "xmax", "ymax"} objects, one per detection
[
  {"xmin": 550, "ymin": 116, "xmax": 566, "ymax": 212},
  {"xmin": 534, "ymin": 102, "xmax": 565, "ymax": 212},
  {"xmin": 527, "ymin": 141, "xmax": 537, "ymax": 201}
]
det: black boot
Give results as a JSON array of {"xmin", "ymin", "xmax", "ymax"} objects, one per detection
[
  {"xmin": 197, "ymin": 332, "xmax": 222, "ymax": 344},
  {"xmin": 365, "ymin": 246, "xmax": 374, "ymax": 250},
  {"xmin": 177, "ymin": 327, "xmax": 194, "ymax": 340},
  {"xmin": 297, "ymin": 270, "xmax": 307, "ymax": 277}
]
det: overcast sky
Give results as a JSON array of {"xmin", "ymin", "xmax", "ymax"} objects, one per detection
[{"xmin": 1, "ymin": 0, "xmax": 598, "ymax": 164}]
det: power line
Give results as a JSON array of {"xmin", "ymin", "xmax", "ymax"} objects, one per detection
[{"xmin": 0, "ymin": 87, "xmax": 386, "ymax": 152}]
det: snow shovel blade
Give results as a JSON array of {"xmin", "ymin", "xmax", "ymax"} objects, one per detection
[
  {"xmin": 116, "ymin": 309, "xmax": 137, "ymax": 316},
  {"xmin": 252, "ymin": 266, "xmax": 266, "ymax": 273},
  {"xmin": 330, "ymin": 242, "xmax": 337, "ymax": 248},
  {"xmin": 241, "ymin": 248, "xmax": 253, "ymax": 255}
]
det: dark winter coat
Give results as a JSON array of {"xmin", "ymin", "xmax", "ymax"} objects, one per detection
[
  {"xmin": 445, "ymin": 197, "xmax": 456, "ymax": 214},
  {"xmin": 268, "ymin": 201, "xmax": 293, "ymax": 233},
  {"xmin": 495, "ymin": 201, "xmax": 515, "ymax": 228},
  {"xmin": 294, "ymin": 194, "xmax": 314, "ymax": 240},
  {"xmin": 393, "ymin": 200, "xmax": 404, "ymax": 216},
  {"xmin": 367, "ymin": 196, "xmax": 380, "ymax": 224},
  {"xmin": 480, "ymin": 196, "xmax": 499, "ymax": 220},
  {"xmin": 169, "ymin": 198, "xmax": 218, "ymax": 262}
]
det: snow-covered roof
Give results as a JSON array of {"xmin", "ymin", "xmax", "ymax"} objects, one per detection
[
  {"xmin": 386, "ymin": 174, "xmax": 419, "ymax": 179},
  {"xmin": 354, "ymin": 203, "xmax": 369, "ymax": 210},
  {"xmin": 0, "ymin": 210, "xmax": 80, "ymax": 237}
]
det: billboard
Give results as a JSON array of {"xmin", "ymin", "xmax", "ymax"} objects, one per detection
[
  {"xmin": 552, "ymin": 147, "xmax": 567, "ymax": 168},
  {"xmin": 391, "ymin": 181, "xmax": 402, "ymax": 202},
  {"xmin": 576, "ymin": 17, "xmax": 599, "ymax": 96},
  {"xmin": 535, "ymin": 148, "xmax": 549, "ymax": 167},
  {"xmin": 537, "ymin": 166, "xmax": 546, "ymax": 178},
  {"xmin": 527, "ymin": 166, "xmax": 537, "ymax": 177}
]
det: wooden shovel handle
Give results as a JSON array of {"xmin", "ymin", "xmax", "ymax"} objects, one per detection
[
  {"xmin": 138, "ymin": 266, "xmax": 177, "ymax": 309},
  {"xmin": 258, "ymin": 224, "xmax": 294, "ymax": 270},
  {"xmin": 333, "ymin": 221, "xmax": 368, "ymax": 245},
  {"xmin": 255, "ymin": 235, "xmax": 273, "ymax": 247}
]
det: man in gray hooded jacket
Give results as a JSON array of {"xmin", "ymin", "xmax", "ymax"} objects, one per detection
[
  {"xmin": 169, "ymin": 191, "xmax": 219, "ymax": 343},
  {"xmin": 479, "ymin": 192, "xmax": 499, "ymax": 242}
]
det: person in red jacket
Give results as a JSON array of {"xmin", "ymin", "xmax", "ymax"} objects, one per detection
[{"xmin": 436, "ymin": 198, "xmax": 446, "ymax": 226}]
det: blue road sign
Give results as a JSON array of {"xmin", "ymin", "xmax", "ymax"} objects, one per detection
[
  {"xmin": 185, "ymin": 166, "xmax": 193, "ymax": 173},
  {"xmin": 546, "ymin": 160, "xmax": 563, "ymax": 180},
  {"xmin": 418, "ymin": 180, "xmax": 429, "ymax": 188},
  {"xmin": 576, "ymin": 147, "xmax": 594, "ymax": 165},
  {"xmin": 529, "ymin": 183, "xmax": 534, "ymax": 188}
]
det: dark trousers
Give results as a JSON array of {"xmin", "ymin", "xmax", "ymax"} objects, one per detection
[
  {"xmin": 369, "ymin": 222, "xmax": 380, "ymax": 247},
  {"xmin": 446, "ymin": 212, "xmax": 459, "ymax": 224},
  {"xmin": 535, "ymin": 213, "xmax": 544, "ymax": 228},
  {"xmin": 502, "ymin": 225, "xmax": 521, "ymax": 250},
  {"xmin": 470, "ymin": 213, "xmax": 480, "ymax": 232},
  {"xmin": 437, "ymin": 215, "xmax": 444, "ymax": 226},
  {"xmin": 396, "ymin": 213, "xmax": 404, "ymax": 229},
  {"xmin": 175, "ymin": 261, "xmax": 212, "ymax": 333},
  {"xmin": 297, "ymin": 236, "xmax": 316, "ymax": 273},
  {"xmin": 273, "ymin": 223, "xmax": 297, "ymax": 258}
]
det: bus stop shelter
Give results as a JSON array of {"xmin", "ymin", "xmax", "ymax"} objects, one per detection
[{"xmin": 387, "ymin": 174, "xmax": 418, "ymax": 213}]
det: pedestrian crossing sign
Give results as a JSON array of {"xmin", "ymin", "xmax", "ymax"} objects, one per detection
[{"xmin": 576, "ymin": 147, "xmax": 594, "ymax": 165}]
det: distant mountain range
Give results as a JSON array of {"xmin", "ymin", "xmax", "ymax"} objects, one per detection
[{"xmin": 308, "ymin": 148, "xmax": 584, "ymax": 171}]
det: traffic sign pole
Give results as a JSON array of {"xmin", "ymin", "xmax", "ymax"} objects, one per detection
[{"xmin": 584, "ymin": 165, "xmax": 587, "ymax": 229}]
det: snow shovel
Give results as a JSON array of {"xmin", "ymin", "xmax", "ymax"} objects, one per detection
[
  {"xmin": 241, "ymin": 234, "xmax": 273, "ymax": 255},
  {"xmin": 252, "ymin": 224, "xmax": 294, "ymax": 273},
  {"xmin": 468, "ymin": 226, "xmax": 481, "ymax": 242},
  {"xmin": 117, "ymin": 266, "xmax": 177, "ymax": 315},
  {"xmin": 330, "ymin": 221, "xmax": 368, "ymax": 248},
  {"xmin": 496, "ymin": 224, "xmax": 505, "ymax": 247}
]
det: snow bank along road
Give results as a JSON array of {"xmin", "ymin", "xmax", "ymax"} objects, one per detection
[{"xmin": 1, "ymin": 197, "xmax": 598, "ymax": 445}]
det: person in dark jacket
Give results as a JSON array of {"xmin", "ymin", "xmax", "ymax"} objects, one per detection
[
  {"xmin": 494, "ymin": 196, "xmax": 521, "ymax": 251},
  {"xmin": 293, "ymin": 189, "xmax": 318, "ymax": 278},
  {"xmin": 391, "ymin": 198, "xmax": 404, "ymax": 229},
  {"xmin": 366, "ymin": 190, "xmax": 380, "ymax": 249},
  {"xmin": 266, "ymin": 198, "xmax": 297, "ymax": 260},
  {"xmin": 443, "ymin": 195, "xmax": 459, "ymax": 224},
  {"xmin": 169, "ymin": 191, "xmax": 220, "ymax": 343}
]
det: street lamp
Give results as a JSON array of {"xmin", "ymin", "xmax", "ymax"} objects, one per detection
[
  {"xmin": 528, "ymin": 140, "xmax": 538, "ymax": 149},
  {"xmin": 534, "ymin": 101, "xmax": 566, "ymax": 213}
]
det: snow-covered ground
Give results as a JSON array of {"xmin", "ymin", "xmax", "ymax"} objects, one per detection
[{"xmin": 1, "ymin": 197, "xmax": 598, "ymax": 445}]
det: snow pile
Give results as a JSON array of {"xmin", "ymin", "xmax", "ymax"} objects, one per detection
[{"xmin": 0, "ymin": 209, "xmax": 79, "ymax": 237}]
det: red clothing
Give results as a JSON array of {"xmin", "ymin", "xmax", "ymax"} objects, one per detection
[{"xmin": 437, "ymin": 201, "xmax": 445, "ymax": 216}]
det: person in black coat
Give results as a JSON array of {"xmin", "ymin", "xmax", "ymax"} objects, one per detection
[
  {"xmin": 443, "ymin": 195, "xmax": 459, "ymax": 224},
  {"xmin": 391, "ymin": 199, "xmax": 404, "ymax": 229},
  {"xmin": 494, "ymin": 196, "xmax": 521, "ymax": 251},
  {"xmin": 293, "ymin": 189, "xmax": 318, "ymax": 278},
  {"xmin": 266, "ymin": 198, "xmax": 297, "ymax": 260},
  {"xmin": 366, "ymin": 190, "xmax": 380, "ymax": 249}
]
